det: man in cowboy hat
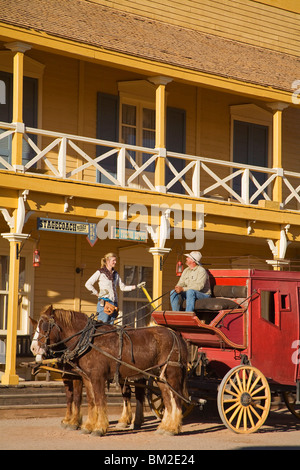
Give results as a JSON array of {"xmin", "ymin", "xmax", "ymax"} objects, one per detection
[{"xmin": 170, "ymin": 251, "xmax": 211, "ymax": 312}]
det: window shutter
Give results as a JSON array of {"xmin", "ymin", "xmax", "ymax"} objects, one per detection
[
  {"xmin": 0, "ymin": 72, "xmax": 12, "ymax": 167},
  {"xmin": 96, "ymin": 92, "xmax": 119, "ymax": 183},
  {"xmin": 22, "ymin": 76, "xmax": 38, "ymax": 165},
  {"xmin": 0, "ymin": 72, "xmax": 38, "ymax": 167},
  {"xmin": 166, "ymin": 107, "xmax": 186, "ymax": 194}
]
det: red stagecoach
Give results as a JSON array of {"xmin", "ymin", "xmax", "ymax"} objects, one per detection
[{"xmin": 151, "ymin": 269, "xmax": 300, "ymax": 434}]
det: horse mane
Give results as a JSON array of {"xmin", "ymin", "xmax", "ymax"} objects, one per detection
[{"xmin": 40, "ymin": 305, "xmax": 88, "ymax": 328}]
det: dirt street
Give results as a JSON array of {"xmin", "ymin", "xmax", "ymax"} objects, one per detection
[{"xmin": 1, "ymin": 404, "xmax": 300, "ymax": 452}]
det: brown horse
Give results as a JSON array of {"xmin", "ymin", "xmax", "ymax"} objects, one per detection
[{"xmin": 30, "ymin": 305, "xmax": 188, "ymax": 436}]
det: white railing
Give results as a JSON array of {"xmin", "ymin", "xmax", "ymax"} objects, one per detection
[{"xmin": 1, "ymin": 121, "xmax": 300, "ymax": 210}]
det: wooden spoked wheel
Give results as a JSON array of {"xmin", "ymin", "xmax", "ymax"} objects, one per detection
[
  {"xmin": 146, "ymin": 378, "xmax": 194, "ymax": 420},
  {"xmin": 283, "ymin": 392, "xmax": 300, "ymax": 420},
  {"xmin": 217, "ymin": 365, "xmax": 271, "ymax": 434}
]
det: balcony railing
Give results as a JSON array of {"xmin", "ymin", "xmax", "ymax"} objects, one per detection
[{"xmin": 1, "ymin": 121, "xmax": 300, "ymax": 210}]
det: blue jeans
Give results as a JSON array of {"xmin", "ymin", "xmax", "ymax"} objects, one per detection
[
  {"xmin": 97, "ymin": 298, "xmax": 118, "ymax": 324},
  {"xmin": 170, "ymin": 289, "xmax": 210, "ymax": 312}
]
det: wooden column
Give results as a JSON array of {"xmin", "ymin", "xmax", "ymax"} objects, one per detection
[
  {"xmin": 149, "ymin": 247, "xmax": 171, "ymax": 309},
  {"xmin": 5, "ymin": 42, "xmax": 31, "ymax": 168},
  {"xmin": 267, "ymin": 102, "xmax": 288, "ymax": 206},
  {"xmin": 148, "ymin": 76, "xmax": 172, "ymax": 193},
  {"xmin": 1, "ymin": 230, "xmax": 29, "ymax": 385}
]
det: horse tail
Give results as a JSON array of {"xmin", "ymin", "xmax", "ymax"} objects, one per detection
[{"xmin": 171, "ymin": 330, "xmax": 189, "ymax": 400}]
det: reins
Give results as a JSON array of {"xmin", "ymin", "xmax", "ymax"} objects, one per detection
[
  {"xmin": 38, "ymin": 304, "xmax": 191, "ymax": 405},
  {"xmin": 41, "ymin": 289, "xmax": 171, "ymax": 357}
]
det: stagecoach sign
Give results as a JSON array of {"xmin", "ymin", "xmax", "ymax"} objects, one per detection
[{"xmin": 37, "ymin": 217, "xmax": 97, "ymax": 246}]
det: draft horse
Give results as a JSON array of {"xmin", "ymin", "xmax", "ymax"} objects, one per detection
[{"xmin": 30, "ymin": 305, "xmax": 188, "ymax": 436}]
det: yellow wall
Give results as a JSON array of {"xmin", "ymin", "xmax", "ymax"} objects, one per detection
[
  {"xmin": 22, "ymin": 50, "xmax": 300, "ymax": 202},
  {"xmin": 3, "ymin": 46, "xmax": 300, "ymax": 207},
  {"xmin": 86, "ymin": 0, "xmax": 300, "ymax": 56}
]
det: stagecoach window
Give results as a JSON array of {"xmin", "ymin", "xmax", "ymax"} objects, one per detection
[
  {"xmin": 122, "ymin": 265, "xmax": 153, "ymax": 327},
  {"xmin": 280, "ymin": 294, "xmax": 290, "ymax": 311},
  {"xmin": 260, "ymin": 290, "xmax": 276, "ymax": 324}
]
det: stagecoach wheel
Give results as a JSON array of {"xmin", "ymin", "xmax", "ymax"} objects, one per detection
[
  {"xmin": 146, "ymin": 378, "xmax": 194, "ymax": 420},
  {"xmin": 217, "ymin": 365, "xmax": 271, "ymax": 434},
  {"xmin": 283, "ymin": 392, "xmax": 300, "ymax": 420}
]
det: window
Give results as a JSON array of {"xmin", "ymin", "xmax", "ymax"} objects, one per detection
[
  {"xmin": 97, "ymin": 85, "xmax": 186, "ymax": 191},
  {"xmin": 260, "ymin": 290, "xmax": 276, "ymax": 324},
  {"xmin": 122, "ymin": 265, "xmax": 153, "ymax": 327},
  {"xmin": 260, "ymin": 290, "xmax": 282, "ymax": 327},
  {"xmin": 0, "ymin": 255, "xmax": 29, "ymax": 334},
  {"xmin": 280, "ymin": 294, "xmax": 290, "ymax": 311},
  {"xmin": 121, "ymin": 101, "xmax": 155, "ymax": 172}
]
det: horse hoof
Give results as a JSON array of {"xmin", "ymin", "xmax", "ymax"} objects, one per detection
[
  {"xmin": 116, "ymin": 422, "xmax": 128, "ymax": 429},
  {"xmin": 91, "ymin": 429, "xmax": 105, "ymax": 437},
  {"xmin": 155, "ymin": 428, "xmax": 175, "ymax": 436},
  {"xmin": 80, "ymin": 428, "xmax": 91, "ymax": 434},
  {"xmin": 67, "ymin": 424, "xmax": 81, "ymax": 431},
  {"xmin": 155, "ymin": 428, "xmax": 164, "ymax": 435}
]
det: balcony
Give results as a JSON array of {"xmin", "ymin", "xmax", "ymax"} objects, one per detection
[{"xmin": 1, "ymin": 121, "xmax": 300, "ymax": 211}]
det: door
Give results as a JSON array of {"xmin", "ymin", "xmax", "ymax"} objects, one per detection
[{"xmin": 250, "ymin": 278, "xmax": 299, "ymax": 385}]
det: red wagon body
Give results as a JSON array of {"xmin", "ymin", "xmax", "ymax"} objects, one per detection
[{"xmin": 152, "ymin": 269, "xmax": 300, "ymax": 433}]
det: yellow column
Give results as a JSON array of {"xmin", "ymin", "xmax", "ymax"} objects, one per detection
[
  {"xmin": 147, "ymin": 77, "xmax": 172, "ymax": 310},
  {"xmin": 149, "ymin": 247, "xmax": 171, "ymax": 310},
  {"xmin": 267, "ymin": 102, "xmax": 288, "ymax": 205},
  {"xmin": 5, "ymin": 42, "xmax": 31, "ymax": 168},
  {"xmin": 1, "ymin": 229, "xmax": 29, "ymax": 385},
  {"xmin": 148, "ymin": 76, "xmax": 172, "ymax": 192}
]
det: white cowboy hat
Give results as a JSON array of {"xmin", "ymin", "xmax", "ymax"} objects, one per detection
[{"xmin": 184, "ymin": 251, "xmax": 202, "ymax": 265}]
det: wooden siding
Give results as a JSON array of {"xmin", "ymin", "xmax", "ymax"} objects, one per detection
[{"xmin": 87, "ymin": 0, "xmax": 300, "ymax": 56}]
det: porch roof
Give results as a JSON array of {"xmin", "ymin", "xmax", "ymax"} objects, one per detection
[{"xmin": 0, "ymin": 0, "xmax": 299, "ymax": 94}]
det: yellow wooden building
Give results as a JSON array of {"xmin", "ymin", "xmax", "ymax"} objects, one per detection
[{"xmin": 0, "ymin": 0, "xmax": 300, "ymax": 383}]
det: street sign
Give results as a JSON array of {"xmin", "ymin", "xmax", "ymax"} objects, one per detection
[
  {"xmin": 37, "ymin": 217, "xmax": 98, "ymax": 246},
  {"xmin": 111, "ymin": 226, "xmax": 147, "ymax": 242}
]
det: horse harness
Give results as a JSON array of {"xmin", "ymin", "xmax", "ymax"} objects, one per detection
[{"xmin": 38, "ymin": 314, "xmax": 188, "ymax": 403}]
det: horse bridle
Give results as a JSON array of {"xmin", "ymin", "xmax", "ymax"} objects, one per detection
[{"xmin": 37, "ymin": 316, "xmax": 62, "ymax": 356}]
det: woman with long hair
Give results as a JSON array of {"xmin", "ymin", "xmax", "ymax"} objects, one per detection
[{"xmin": 85, "ymin": 252, "xmax": 137, "ymax": 324}]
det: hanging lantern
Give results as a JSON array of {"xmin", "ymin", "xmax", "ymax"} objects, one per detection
[
  {"xmin": 176, "ymin": 259, "xmax": 183, "ymax": 276},
  {"xmin": 33, "ymin": 249, "xmax": 40, "ymax": 267}
]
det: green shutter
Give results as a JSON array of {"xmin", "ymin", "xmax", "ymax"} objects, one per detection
[
  {"xmin": 96, "ymin": 92, "xmax": 119, "ymax": 184},
  {"xmin": 0, "ymin": 72, "xmax": 12, "ymax": 167},
  {"xmin": 166, "ymin": 107, "xmax": 186, "ymax": 194},
  {"xmin": 0, "ymin": 72, "xmax": 38, "ymax": 168}
]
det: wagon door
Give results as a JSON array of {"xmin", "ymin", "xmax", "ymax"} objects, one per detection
[{"xmin": 250, "ymin": 279, "xmax": 299, "ymax": 386}]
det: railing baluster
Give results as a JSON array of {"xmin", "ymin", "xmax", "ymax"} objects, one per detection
[
  {"xmin": 192, "ymin": 160, "xmax": 201, "ymax": 198},
  {"xmin": 117, "ymin": 147, "xmax": 126, "ymax": 187},
  {"xmin": 2, "ymin": 121, "xmax": 300, "ymax": 210},
  {"xmin": 241, "ymin": 168, "xmax": 250, "ymax": 205},
  {"xmin": 58, "ymin": 137, "xmax": 67, "ymax": 178}
]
